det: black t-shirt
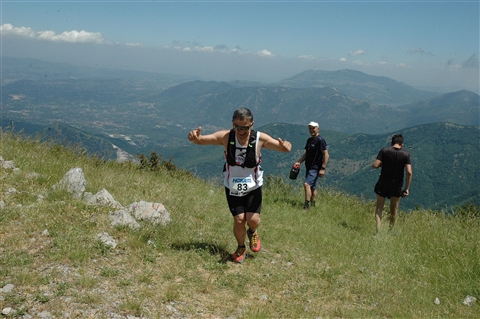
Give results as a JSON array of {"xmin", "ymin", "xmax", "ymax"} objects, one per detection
[
  {"xmin": 304, "ymin": 136, "xmax": 327, "ymax": 170},
  {"xmin": 376, "ymin": 146, "xmax": 411, "ymax": 187}
]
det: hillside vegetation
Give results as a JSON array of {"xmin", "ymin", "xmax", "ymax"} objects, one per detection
[{"xmin": 1, "ymin": 132, "xmax": 479, "ymax": 318}]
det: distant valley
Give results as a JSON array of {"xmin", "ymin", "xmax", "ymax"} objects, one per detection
[{"xmin": 2, "ymin": 56, "xmax": 478, "ymax": 147}]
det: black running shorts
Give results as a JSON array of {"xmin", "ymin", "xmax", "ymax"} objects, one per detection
[
  {"xmin": 224, "ymin": 186, "xmax": 262, "ymax": 216},
  {"xmin": 374, "ymin": 180, "xmax": 402, "ymax": 199}
]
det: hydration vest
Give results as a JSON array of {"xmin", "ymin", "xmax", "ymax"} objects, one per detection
[{"xmin": 226, "ymin": 129, "xmax": 260, "ymax": 168}]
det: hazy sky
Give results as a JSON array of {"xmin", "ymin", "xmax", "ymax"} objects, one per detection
[{"xmin": 1, "ymin": 0, "xmax": 479, "ymax": 93}]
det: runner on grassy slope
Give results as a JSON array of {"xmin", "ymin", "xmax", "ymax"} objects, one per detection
[{"xmin": 188, "ymin": 107, "xmax": 292, "ymax": 263}]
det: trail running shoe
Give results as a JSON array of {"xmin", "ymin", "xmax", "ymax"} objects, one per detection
[
  {"xmin": 232, "ymin": 246, "xmax": 246, "ymax": 263},
  {"xmin": 247, "ymin": 229, "xmax": 262, "ymax": 252}
]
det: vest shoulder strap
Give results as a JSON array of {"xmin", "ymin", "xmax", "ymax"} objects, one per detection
[{"xmin": 227, "ymin": 129, "xmax": 258, "ymax": 168}]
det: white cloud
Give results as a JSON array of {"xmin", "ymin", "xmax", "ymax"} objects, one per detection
[
  {"xmin": 1, "ymin": 23, "xmax": 106, "ymax": 44},
  {"xmin": 126, "ymin": 43, "xmax": 142, "ymax": 47},
  {"xmin": 348, "ymin": 49, "xmax": 366, "ymax": 56},
  {"xmin": 257, "ymin": 49, "xmax": 274, "ymax": 57},
  {"xmin": 352, "ymin": 59, "xmax": 365, "ymax": 65},
  {"xmin": 48, "ymin": 30, "xmax": 105, "ymax": 44},
  {"xmin": 0, "ymin": 24, "xmax": 288, "ymax": 63},
  {"xmin": 1, "ymin": 24, "xmax": 37, "ymax": 38},
  {"xmin": 193, "ymin": 46, "xmax": 214, "ymax": 52},
  {"xmin": 297, "ymin": 55, "xmax": 315, "ymax": 60},
  {"xmin": 339, "ymin": 57, "xmax": 347, "ymax": 62}
]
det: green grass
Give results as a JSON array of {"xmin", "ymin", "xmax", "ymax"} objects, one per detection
[{"xmin": 1, "ymin": 131, "xmax": 479, "ymax": 318}]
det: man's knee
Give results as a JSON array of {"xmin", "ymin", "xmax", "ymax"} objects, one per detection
[
  {"xmin": 233, "ymin": 214, "xmax": 246, "ymax": 224},
  {"xmin": 390, "ymin": 197, "xmax": 401, "ymax": 209}
]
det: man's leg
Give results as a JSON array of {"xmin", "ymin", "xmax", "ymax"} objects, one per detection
[
  {"xmin": 233, "ymin": 213, "xmax": 247, "ymax": 246},
  {"xmin": 246, "ymin": 212, "xmax": 261, "ymax": 252},
  {"xmin": 304, "ymin": 183, "xmax": 312, "ymax": 201},
  {"xmin": 303, "ymin": 183, "xmax": 313, "ymax": 209},
  {"xmin": 231, "ymin": 213, "xmax": 247, "ymax": 263},
  {"xmin": 389, "ymin": 197, "xmax": 401, "ymax": 230},
  {"xmin": 311, "ymin": 188, "xmax": 318, "ymax": 206},
  {"xmin": 246, "ymin": 212, "xmax": 260, "ymax": 232},
  {"xmin": 375, "ymin": 194, "xmax": 386, "ymax": 233},
  {"xmin": 304, "ymin": 170, "xmax": 318, "ymax": 209},
  {"xmin": 225, "ymin": 188, "xmax": 247, "ymax": 247}
]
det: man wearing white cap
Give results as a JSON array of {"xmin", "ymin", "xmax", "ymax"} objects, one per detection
[{"xmin": 294, "ymin": 121, "xmax": 329, "ymax": 210}]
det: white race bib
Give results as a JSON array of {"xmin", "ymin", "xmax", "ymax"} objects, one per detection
[{"xmin": 229, "ymin": 176, "xmax": 256, "ymax": 196}]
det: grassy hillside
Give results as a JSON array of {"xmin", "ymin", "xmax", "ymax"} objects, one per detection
[{"xmin": 1, "ymin": 132, "xmax": 479, "ymax": 318}]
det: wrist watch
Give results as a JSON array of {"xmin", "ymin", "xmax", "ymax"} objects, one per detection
[{"xmin": 321, "ymin": 167, "xmax": 326, "ymax": 170}]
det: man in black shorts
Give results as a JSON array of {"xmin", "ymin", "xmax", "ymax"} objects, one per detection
[
  {"xmin": 188, "ymin": 108, "xmax": 292, "ymax": 263},
  {"xmin": 372, "ymin": 134, "xmax": 412, "ymax": 234}
]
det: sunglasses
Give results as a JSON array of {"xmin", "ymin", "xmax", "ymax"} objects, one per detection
[{"xmin": 233, "ymin": 124, "xmax": 252, "ymax": 131}]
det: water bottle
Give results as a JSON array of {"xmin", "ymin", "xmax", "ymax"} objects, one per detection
[{"xmin": 289, "ymin": 164, "xmax": 300, "ymax": 180}]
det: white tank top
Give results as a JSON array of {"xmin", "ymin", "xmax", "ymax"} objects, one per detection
[{"xmin": 223, "ymin": 131, "xmax": 263, "ymax": 196}]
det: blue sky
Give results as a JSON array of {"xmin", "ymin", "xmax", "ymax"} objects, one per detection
[{"xmin": 1, "ymin": 1, "xmax": 479, "ymax": 93}]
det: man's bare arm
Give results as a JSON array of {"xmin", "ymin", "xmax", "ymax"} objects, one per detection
[
  {"xmin": 188, "ymin": 127, "xmax": 228, "ymax": 146},
  {"xmin": 261, "ymin": 133, "xmax": 292, "ymax": 152},
  {"xmin": 403, "ymin": 164, "xmax": 412, "ymax": 194},
  {"xmin": 322, "ymin": 150, "xmax": 329, "ymax": 168}
]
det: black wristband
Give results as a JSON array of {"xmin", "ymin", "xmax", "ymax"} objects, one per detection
[{"xmin": 321, "ymin": 167, "xmax": 326, "ymax": 170}]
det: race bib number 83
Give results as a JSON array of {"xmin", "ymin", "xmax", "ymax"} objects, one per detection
[{"xmin": 229, "ymin": 176, "xmax": 256, "ymax": 196}]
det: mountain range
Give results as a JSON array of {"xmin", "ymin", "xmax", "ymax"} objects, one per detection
[
  {"xmin": 2, "ymin": 57, "xmax": 478, "ymax": 143},
  {"xmin": 1, "ymin": 56, "xmax": 479, "ymax": 210},
  {"xmin": 273, "ymin": 69, "xmax": 439, "ymax": 106}
]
